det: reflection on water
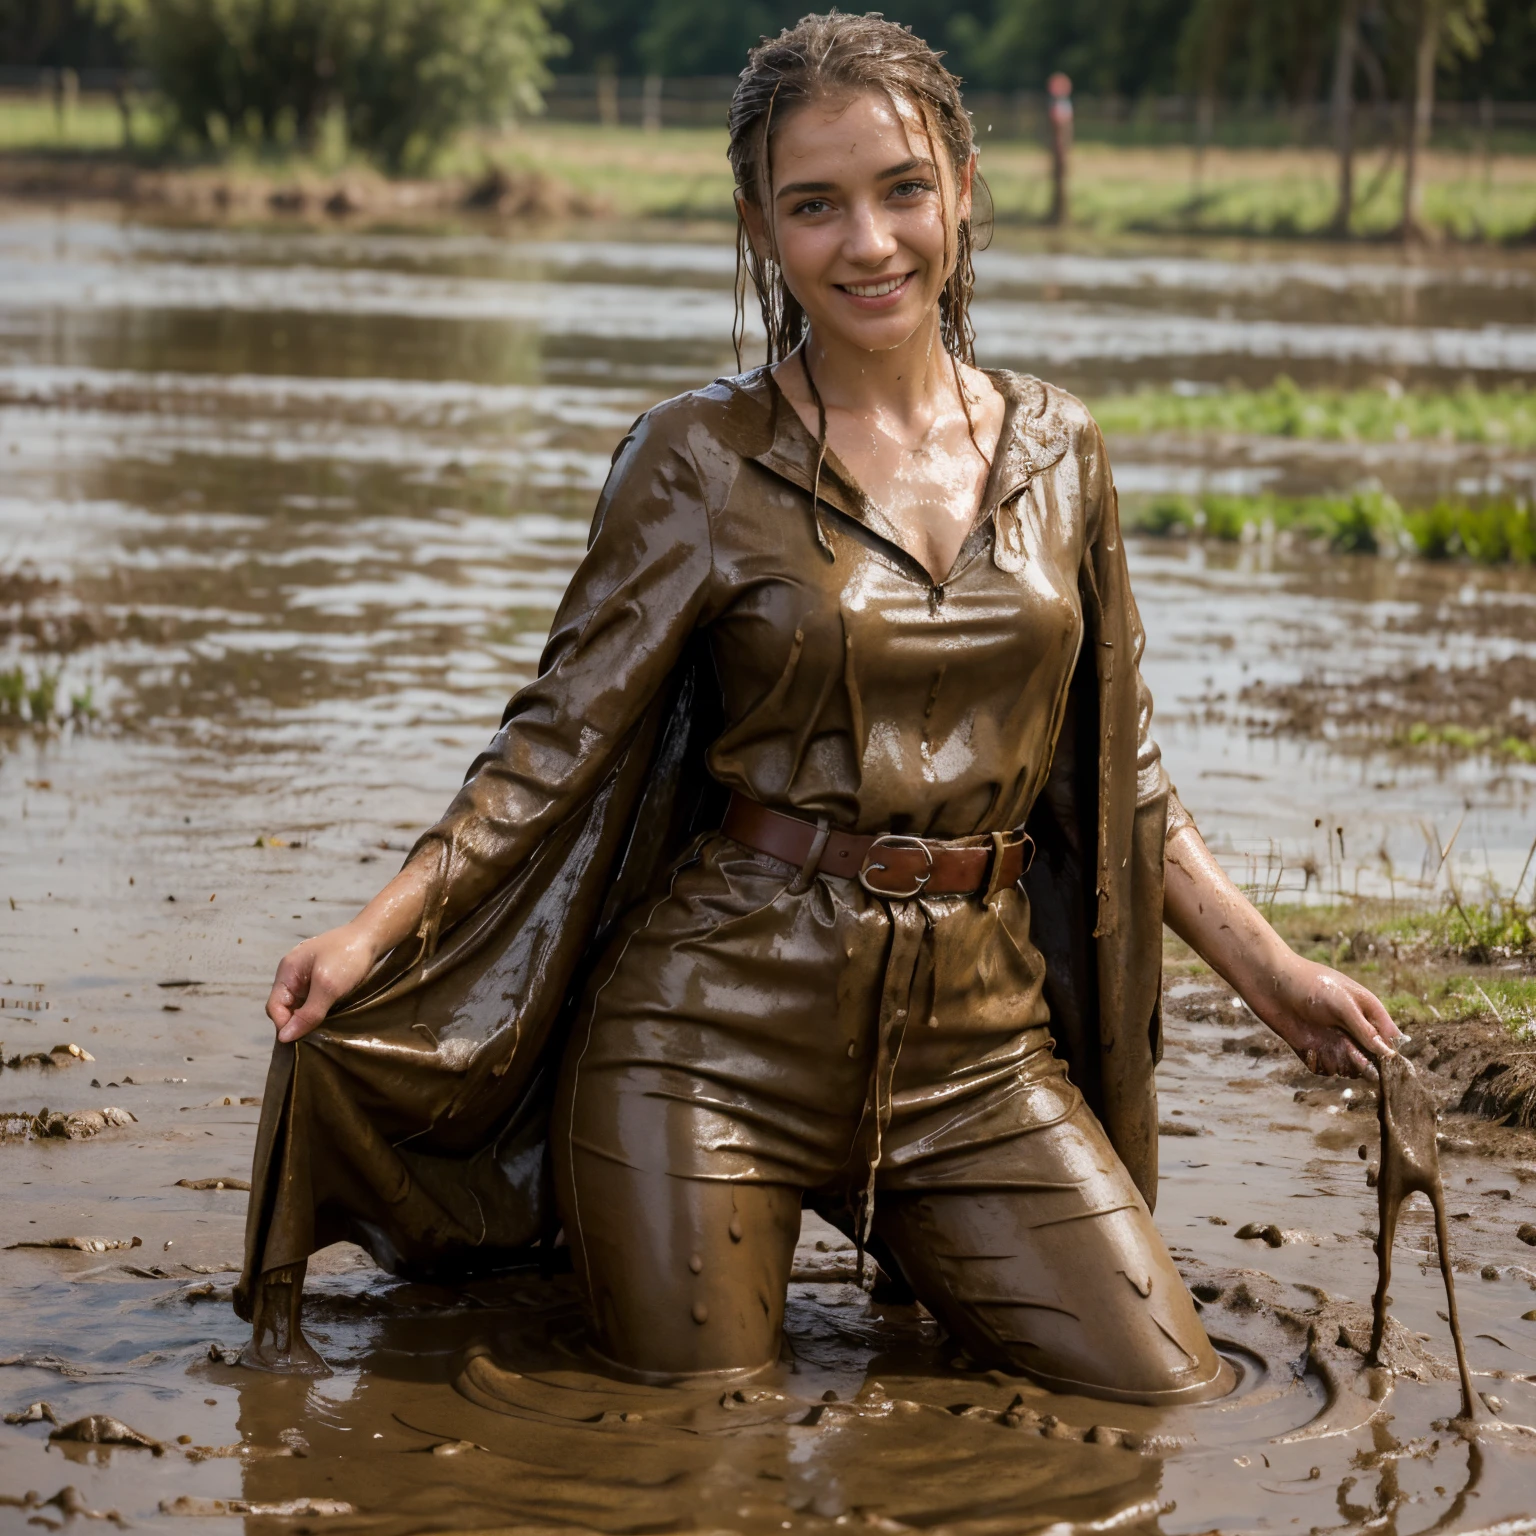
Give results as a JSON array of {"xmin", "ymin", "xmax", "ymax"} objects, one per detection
[
  {"xmin": 2, "ymin": 210, "xmax": 1536, "ymax": 1532},
  {"xmin": 3, "ymin": 210, "xmax": 1533, "ymax": 892}
]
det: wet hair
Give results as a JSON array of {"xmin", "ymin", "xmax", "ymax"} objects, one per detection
[{"xmin": 727, "ymin": 11, "xmax": 992, "ymax": 371}]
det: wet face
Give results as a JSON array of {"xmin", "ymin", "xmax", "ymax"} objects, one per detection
[{"xmin": 742, "ymin": 88, "xmax": 972, "ymax": 356}]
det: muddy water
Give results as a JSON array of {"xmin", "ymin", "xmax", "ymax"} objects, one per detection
[{"xmin": 3, "ymin": 210, "xmax": 1536, "ymax": 1531}]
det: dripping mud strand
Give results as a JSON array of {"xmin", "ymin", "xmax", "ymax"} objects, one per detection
[{"xmin": 1370, "ymin": 1052, "xmax": 1479, "ymax": 1424}]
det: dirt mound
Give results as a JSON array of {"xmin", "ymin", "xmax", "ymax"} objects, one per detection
[
  {"xmin": 1400, "ymin": 1016, "xmax": 1536, "ymax": 1130},
  {"xmin": 1459, "ymin": 1057, "xmax": 1536, "ymax": 1129},
  {"xmin": 1167, "ymin": 981, "xmax": 1536, "ymax": 1138},
  {"xmin": 462, "ymin": 166, "xmax": 601, "ymax": 219},
  {"xmin": 1238, "ymin": 654, "xmax": 1536, "ymax": 760}
]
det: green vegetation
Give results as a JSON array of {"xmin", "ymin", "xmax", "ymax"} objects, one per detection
[
  {"xmin": 0, "ymin": 95, "xmax": 130, "ymax": 152},
  {"xmin": 6, "ymin": 0, "xmax": 1534, "ymax": 239},
  {"xmin": 550, "ymin": 0, "xmax": 1527, "ymax": 107},
  {"xmin": 1116, "ymin": 387, "xmax": 1536, "ymax": 562},
  {"xmin": 1400, "ymin": 723, "xmax": 1536, "ymax": 763},
  {"xmin": 1402, "ymin": 495, "xmax": 1536, "ymax": 562},
  {"xmin": 0, "ymin": 666, "xmax": 95, "ymax": 727},
  {"xmin": 3, "ymin": 95, "xmax": 1534, "ymax": 239},
  {"xmin": 1091, "ymin": 378, "xmax": 1536, "ymax": 448},
  {"xmin": 1128, "ymin": 488, "xmax": 1536, "ymax": 565},
  {"xmin": 1169, "ymin": 893, "xmax": 1536, "ymax": 1038},
  {"xmin": 90, "ymin": 0, "xmax": 562, "ymax": 170},
  {"xmin": 475, "ymin": 128, "xmax": 1536, "ymax": 237},
  {"xmin": 1131, "ymin": 489, "xmax": 1407, "ymax": 553},
  {"xmin": 1285, "ymin": 895, "xmax": 1536, "ymax": 1035}
]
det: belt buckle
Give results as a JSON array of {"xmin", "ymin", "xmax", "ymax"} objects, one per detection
[{"xmin": 858, "ymin": 834, "xmax": 934, "ymax": 899}]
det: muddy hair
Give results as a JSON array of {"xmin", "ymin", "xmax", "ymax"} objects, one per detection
[{"xmin": 728, "ymin": 11, "xmax": 992, "ymax": 372}]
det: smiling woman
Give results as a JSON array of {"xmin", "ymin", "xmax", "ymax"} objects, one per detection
[
  {"xmin": 736, "ymin": 84, "xmax": 1003, "ymax": 585},
  {"xmin": 237, "ymin": 12, "xmax": 1402, "ymax": 1403}
]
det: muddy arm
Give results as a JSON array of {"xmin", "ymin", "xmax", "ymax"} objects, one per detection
[{"xmin": 1162, "ymin": 823, "xmax": 1401, "ymax": 1076}]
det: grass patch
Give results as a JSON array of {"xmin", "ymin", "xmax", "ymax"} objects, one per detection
[
  {"xmin": 0, "ymin": 664, "xmax": 94, "ymax": 727},
  {"xmin": 1169, "ymin": 896, "xmax": 1536, "ymax": 1039},
  {"xmin": 1091, "ymin": 378, "xmax": 1536, "ymax": 450},
  {"xmin": 978, "ymin": 142, "xmax": 1536, "ymax": 241},
  {"xmin": 0, "ymin": 96, "xmax": 135, "ymax": 154},
  {"xmin": 1266, "ymin": 897, "xmax": 1534, "ymax": 969},
  {"xmin": 1399, "ymin": 723, "xmax": 1536, "ymax": 762},
  {"xmin": 4, "ymin": 107, "xmax": 1536, "ymax": 239},
  {"xmin": 1128, "ymin": 489, "xmax": 1536, "ymax": 565}
]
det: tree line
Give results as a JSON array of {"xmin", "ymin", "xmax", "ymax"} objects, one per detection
[
  {"xmin": 2, "ymin": 0, "xmax": 1531, "ymax": 181},
  {"xmin": 560, "ymin": 0, "xmax": 1529, "ymax": 102}
]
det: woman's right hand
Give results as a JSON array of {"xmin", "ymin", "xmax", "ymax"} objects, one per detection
[{"xmin": 266, "ymin": 921, "xmax": 379, "ymax": 1043}]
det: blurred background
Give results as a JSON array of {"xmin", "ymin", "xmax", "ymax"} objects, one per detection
[{"xmin": 0, "ymin": 0, "xmax": 1532, "ymax": 233}]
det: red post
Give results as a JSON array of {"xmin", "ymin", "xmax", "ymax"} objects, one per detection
[{"xmin": 1047, "ymin": 71, "xmax": 1073, "ymax": 227}]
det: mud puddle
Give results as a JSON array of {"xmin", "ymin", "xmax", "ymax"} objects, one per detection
[{"xmin": 4, "ymin": 988, "xmax": 1536, "ymax": 1533}]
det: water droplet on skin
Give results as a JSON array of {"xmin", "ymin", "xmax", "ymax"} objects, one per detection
[
  {"xmin": 691, "ymin": 1300, "xmax": 709, "ymax": 1325},
  {"xmin": 688, "ymin": 1253, "xmax": 703, "ymax": 1274},
  {"xmin": 728, "ymin": 1215, "xmax": 743, "ymax": 1242}
]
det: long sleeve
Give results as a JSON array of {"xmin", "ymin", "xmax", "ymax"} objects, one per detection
[
  {"xmin": 409, "ymin": 405, "xmax": 718, "ymax": 941},
  {"xmin": 1080, "ymin": 419, "xmax": 1194, "ymax": 847}
]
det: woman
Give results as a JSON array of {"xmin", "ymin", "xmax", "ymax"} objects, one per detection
[{"xmin": 236, "ymin": 14, "xmax": 1400, "ymax": 1401}]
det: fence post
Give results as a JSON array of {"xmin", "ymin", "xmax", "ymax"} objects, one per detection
[
  {"xmin": 113, "ymin": 79, "xmax": 135, "ymax": 149},
  {"xmin": 642, "ymin": 73, "xmax": 662, "ymax": 133},
  {"xmin": 1047, "ymin": 72, "xmax": 1072, "ymax": 227},
  {"xmin": 596, "ymin": 61, "xmax": 619, "ymax": 128},
  {"xmin": 1192, "ymin": 91, "xmax": 1214, "ymax": 199},
  {"xmin": 54, "ymin": 67, "xmax": 78, "ymax": 138},
  {"xmin": 1329, "ymin": 0, "xmax": 1361, "ymax": 235},
  {"xmin": 1400, "ymin": 0, "xmax": 1442, "ymax": 239}
]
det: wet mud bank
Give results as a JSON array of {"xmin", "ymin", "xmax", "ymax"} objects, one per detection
[
  {"xmin": 0, "ymin": 156, "xmax": 605, "ymax": 223},
  {"xmin": 1240, "ymin": 653, "xmax": 1536, "ymax": 766}
]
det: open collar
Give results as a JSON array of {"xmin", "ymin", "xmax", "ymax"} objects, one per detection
[{"xmin": 727, "ymin": 363, "xmax": 1072, "ymax": 575}]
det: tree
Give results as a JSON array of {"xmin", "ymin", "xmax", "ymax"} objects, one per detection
[
  {"xmin": 634, "ymin": 0, "xmax": 782, "ymax": 77},
  {"xmin": 1330, "ymin": 0, "xmax": 1363, "ymax": 232},
  {"xmin": 1441, "ymin": 0, "xmax": 1536, "ymax": 96},
  {"xmin": 958, "ymin": 0, "xmax": 1192, "ymax": 94},
  {"xmin": 1395, "ymin": 0, "xmax": 1488, "ymax": 236},
  {"xmin": 552, "ymin": 0, "xmax": 652, "ymax": 74},
  {"xmin": 0, "ymin": 0, "xmax": 129, "ymax": 68},
  {"xmin": 337, "ymin": 0, "xmax": 563, "ymax": 170},
  {"xmin": 93, "ymin": 0, "xmax": 562, "ymax": 170}
]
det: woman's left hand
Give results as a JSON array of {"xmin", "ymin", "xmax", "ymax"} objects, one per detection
[{"xmin": 1253, "ymin": 955, "xmax": 1404, "ymax": 1077}]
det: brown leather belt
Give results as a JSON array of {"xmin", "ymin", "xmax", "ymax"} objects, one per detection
[{"xmin": 721, "ymin": 791, "xmax": 1033, "ymax": 900}]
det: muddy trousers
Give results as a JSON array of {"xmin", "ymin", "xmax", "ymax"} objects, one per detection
[
  {"xmin": 553, "ymin": 837, "xmax": 1229, "ymax": 1405},
  {"xmin": 556, "ymin": 1095, "xmax": 1228, "ymax": 1405}
]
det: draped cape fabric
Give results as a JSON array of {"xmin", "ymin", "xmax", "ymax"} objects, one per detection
[{"xmin": 236, "ymin": 368, "xmax": 1178, "ymax": 1316}]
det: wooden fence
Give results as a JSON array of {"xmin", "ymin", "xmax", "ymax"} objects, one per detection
[
  {"xmin": 3, "ymin": 66, "xmax": 1534, "ymax": 153},
  {"xmin": 541, "ymin": 73, "xmax": 1536, "ymax": 151}
]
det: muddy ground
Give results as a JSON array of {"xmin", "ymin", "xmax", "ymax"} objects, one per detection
[
  {"xmin": 3, "ymin": 961, "xmax": 1536, "ymax": 1534},
  {"xmin": 1238, "ymin": 653, "xmax": 1536, "ymax": 761}
]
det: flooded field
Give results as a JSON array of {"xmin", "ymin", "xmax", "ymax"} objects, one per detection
[{"xmin": 2, "ymin": 209, "xmax": 1536, "ymax": 1533}]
